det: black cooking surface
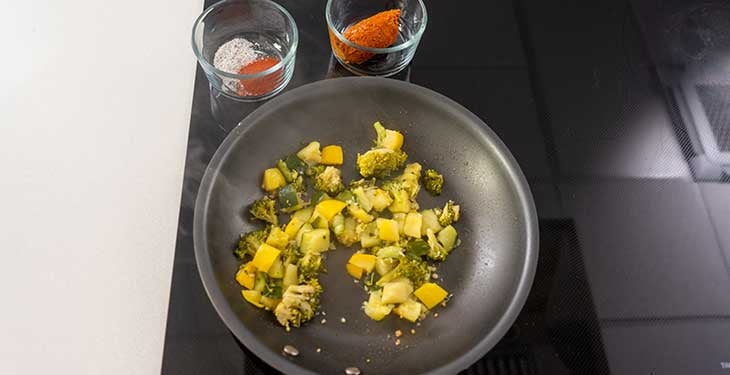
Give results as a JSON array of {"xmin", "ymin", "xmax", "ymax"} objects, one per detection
[{"xmin": 162, "ymin": 0, "xmax": 730, "ymax": 374}]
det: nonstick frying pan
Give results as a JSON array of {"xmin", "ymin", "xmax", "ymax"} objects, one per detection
[{"xmin": 194, "ymin": 77, "xmax": 538, "ymax": 374}]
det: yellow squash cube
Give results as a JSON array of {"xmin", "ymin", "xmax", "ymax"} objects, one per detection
[
  {"xmin": 403, "ymin": 212, "xmax": 423, "ymax": 238},
  {"xmin": 251, "ymin": 243, "xmax": 281, "ymax": 273},
  {"xmin": 262, "ymin": 168, "xmax": 286, "ymax": 192},
  {"xmin": 348, "ymin": 205, "xmax": 374, "ymax": 223},
  {"xmin": 284, "ymin": 217, "xmax": 305, "ymax": 238},
  {"xmin": 321, "ymin": 145, "xmax": 344, "ymax": 165},
  {"xmin": 315, "ymin": 199, "xmax": 348, "ymax": 222},
  {"xmin": 376, "ymin": 218, "xmax": 400, "ymax": 242},
  {"xmin": 266, "ymin": 226, "xmax": 289, "ymax": 249},
  {"xmin": 346, "ymin": 263, "xmax": 364, "ymax": 279},
  {"xmin": 241, "ymin": 290, "xmax": 264, "ymax": 308},
  {"xmin": 349, "ymin": 253, "xmax": 377, "ymax": 273},
  {"xmin": 235, "ymin": 268, "xmax": 255, "ymax": 289},
  {"xmin": 414, "ymin": 282, "xmax": 448, "ymax": 309}
]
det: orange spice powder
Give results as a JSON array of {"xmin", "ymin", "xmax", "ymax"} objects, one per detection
[
  {"xmin": 330, "ymin": 9, "xmax": 401, "ymax": 64},
  {"xmin": 237, "ymin": 56, "xmax": 281, "ymax": 97}
]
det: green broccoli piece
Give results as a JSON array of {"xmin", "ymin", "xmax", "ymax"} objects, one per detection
[
  {"xmin": 280, "ymin": 241, "xmax": 303, "ymax": 265},
  {"xmin": 235, "ymin": 226, "xmax": 271, "ymax": 259},
  {"xmin": 313, "ymin": 166, "xmax": 345, "ymax": 195},
  {"xmin": 305, "ymin": 164, "xmax": 325, "ymax": 177},
  {"xmin": 357, "ymin": 148, "xmax": 408, "ymax": 178},
  {"xmin": 250, "ymin": 196, "xmax": 278, "ymax": 225},
  {"xmin": 377, "ymin": 256, "xmax": 430, "ymax": 288},
  {"xmin": 298, "ymin": 252, "xmax": 325, "ymax": 280},
  {"xmin": 374, "ymin": 121, "xmax": 388, "ymax": 147},
  {"xmin": 262, "ymin": 276, "xmax": 283, "ymax": 299},
  {"xmin": 274, "ymin": 279, "xmax": 322, "ymax": 329},
  {"xmin": 436, "ymin": 200, "xmax": 460, "ymax": 227},
  {"xmin": 423, "ymin": 168, "xmax": 444, "ymax": 196}
]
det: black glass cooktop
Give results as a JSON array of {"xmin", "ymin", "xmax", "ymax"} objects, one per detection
[{"xmin": 162, "ymin": 0, "xmax": 730, "ymax": 374}]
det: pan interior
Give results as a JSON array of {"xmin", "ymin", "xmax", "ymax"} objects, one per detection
[{"xmin": 196, "ymin": 78, "xmax": 535, "ymax": 375}]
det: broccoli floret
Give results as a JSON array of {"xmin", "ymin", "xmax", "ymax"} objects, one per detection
[
  {"xmin": 305, "ymin": 164, "xmax": 325, "ymax": 177},
  {"xmin": 298, "ymin": 252, "xmax": 324, "ymax": 280},
  {"xmin": 313, "ymin": 166, "xmax": 345, "ymax": 195},
  {"xmin": 274, "ymin": 279, "xmax": 322, "ymax": 329},
  {"xmin": 374, "ymin": 121, "xmax": 389, "ymax": 147},
  {"xmin": 281, "ymin": 241, "xmax": 303, "ymax": 265},
  {"xmin": 423, "ymin": 168, "xmax": 443, "ymax": 196},
  {"xmin": 372, "ymin": 121, "xmax": 404, "ymax": 151},
  {"xmin": 236, "ymin": 226, "xmax": 270, "ymax": 259},
  {"xmin": 436, "ymin": 200, "xmax": 460, "ymax": 227},
  {"xmin": 250, "ymin": 196, "xmax": 278, "ymax": 225},
  {"xmin": 357, "ymin": 148, "xmax": 408, "ymax": 178},
  {"xmin": 425, "ymin": 228, "xmax": 448, "ymax": 261},
  {"xmin": 262, "ymin": 274, "xmax": 284, "ymax": 299},
  {"xmin": 377, "ymin": 256, "xmax": 430, "ymax": 288}
]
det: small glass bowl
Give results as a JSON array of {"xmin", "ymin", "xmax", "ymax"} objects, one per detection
[
  {"xmin": 192, "ymin": 0, "xmax": 298, "ymax": 102},
  {"xmin": 326, "ymin": 0, "xmax": 427, "ymax": 77}
]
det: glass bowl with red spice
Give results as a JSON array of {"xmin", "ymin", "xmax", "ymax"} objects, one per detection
[
  {"xmin": 326, "ymin": 0, "xmax": 427, "ymax": 77},
  {"xmin": 192, "ymin": 0, "xmax": 298, "ymax": 101}
]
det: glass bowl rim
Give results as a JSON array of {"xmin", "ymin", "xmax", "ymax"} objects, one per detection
[
  {"xmin": 191, "ymin": 0, "xmax": 299, "ymax": 80},
  {"xmin": 325, "ymin": 0, "xmax": 428, "ymax": 54}
]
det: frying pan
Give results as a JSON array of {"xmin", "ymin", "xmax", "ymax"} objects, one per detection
[{"xmin": 194, "ymin": 77, "xmax": 538, "ymax": 374}]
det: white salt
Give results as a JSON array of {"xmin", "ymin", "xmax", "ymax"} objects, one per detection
[{"xmin": 213, "ymin": 38, "xmax": 258, "ymax": 74}]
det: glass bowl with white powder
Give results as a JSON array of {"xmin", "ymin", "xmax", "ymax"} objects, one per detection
[{"xmin": 192, "ymin": 0, "xmax": 298, "ymax": 101}]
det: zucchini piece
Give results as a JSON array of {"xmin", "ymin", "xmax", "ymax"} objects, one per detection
[
  {"xmin": 295, "ymin": 224, "xmax": 313, "ymax": 247},
  {"xmin": 421, "ymin": 209, "xmax": 443, "ymax": 235},
  {"xmin": 364, "ymin": 290, "xmax": 393, "ymax": 321},
  {"xmin": 301, "ymin": 228, "xmax": 330, "ymax": 254},
  {"xmin": 292, "ymin": 206, "xmax": 314, "ymax": 223},
  {"xmin": 352, "ymin": 187, "xmax": 373, "ymax": 212},
  {"xmin": 296, "ymin": 141, "xmax": 322, "ymax": 166},
  {"xmin": 381, "ymin": 278, "xmax": 414, "ymax": 304},
  {"xmin": 285, "ymin": 154, "xmax": 307, "ymax": 173},
  {"xmin": 393, "ymin": 298, "xmax": 422, "ymax": 322},
  {"xmin": 282, "ymin": 264, "xmax": 298, "ymax": 288},
  {"xmin": 437, "ymin": 225, "xmax": 458, "ymax": 251},
  {"xmin": 375, "ymin": 257, "xmax": 397, "ymax": 276},
  {"xmin": 360, "ymin": 222, "xmax": 380, "ymax": 248},
  {"xmin": 267, "ymin": 258, "xmax": 285, "ymax": 278},
  {"xmin": 277, "ymin": 184, "xmax": 302, "ymax": 213}
]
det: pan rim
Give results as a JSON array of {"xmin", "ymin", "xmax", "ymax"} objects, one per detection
[{"xmin": 193, "ymin": 76, "xmax": 539, "ymax": 375}]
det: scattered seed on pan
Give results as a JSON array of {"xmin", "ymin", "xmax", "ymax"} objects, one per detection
[
  {"xmin": 354, "ymin": 279, "xmax": 359, "ymax": 284},
  {"xmin": 345, "ymin": 366, "xmax": 361, "ymax": 375},
  {"xmin": 431, "ymin": 273, "xmax": 439, "ymax": 279},
  {"xmin": 283, "ymin": 345, "xmax": 299, "ymax": 357},
  {"xmin": 322, "ymin": 311, "xmax": 326, "ymax": 316},
  {"xmin": 434, "ymin": 313, "xmax": 439, "ymax": 318},
  {"xmin": 410, "ymin": 329, "xmax": 416, "ymax": 335},
  {"xmin": 394, "ymin": 330, "xmax": 402, "ymax": 338},
  {"xmin": 340, "ymin": 317, "xmax": 347, "ymax": 323},
  {"xmin": 321, "ymin": 318, "xmax": 327, "ymax": 324},
  {"xmin": 416, "ymin": 322, "xmax": 421, "ymax": 327},
  {"xmin": 366, "ymin": 358, "xmax": 371, "ymax": 363},
  {"xmin": 395, "ymin": 339, "xmax": 401, "ymax": 346},
  {"xmin": 316, "ymin": 348, "xmax": 322, "ymax": 353}
]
